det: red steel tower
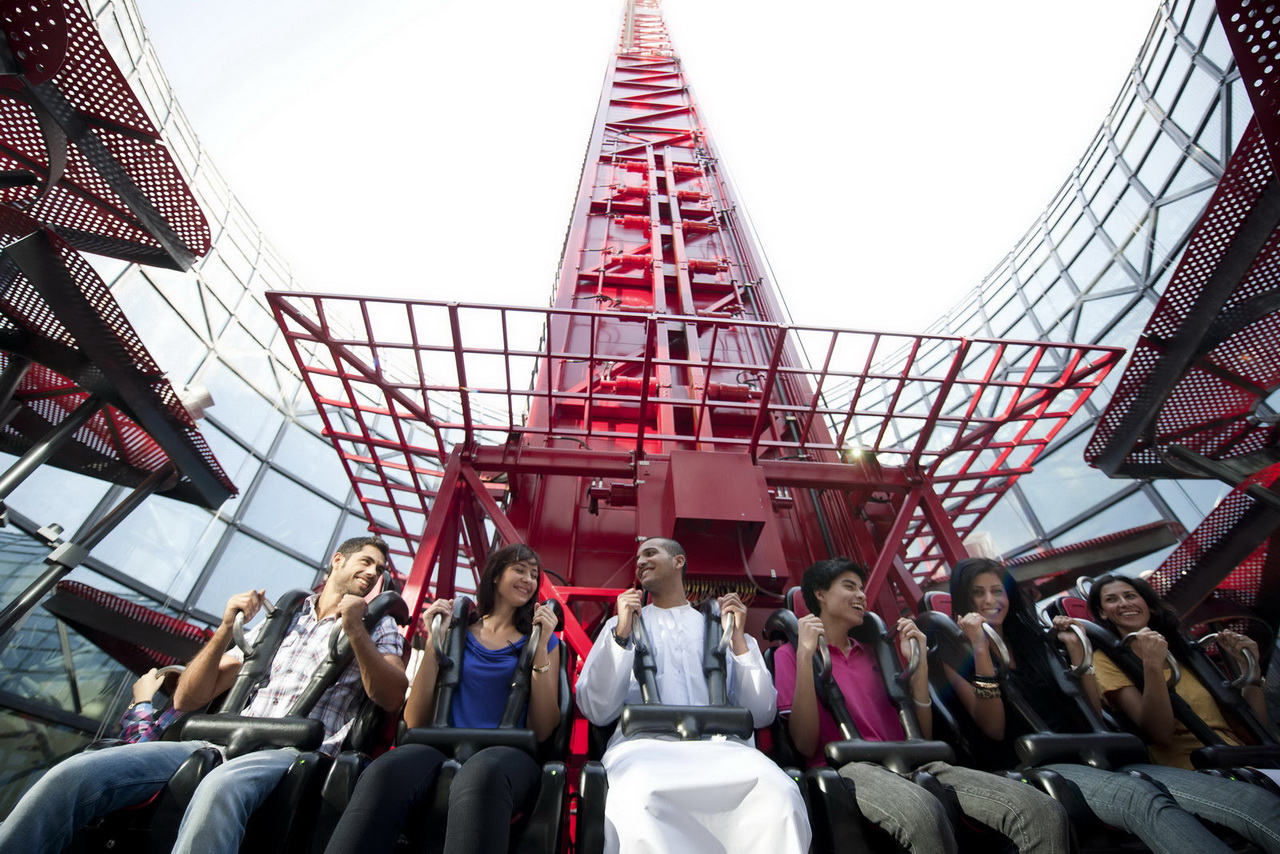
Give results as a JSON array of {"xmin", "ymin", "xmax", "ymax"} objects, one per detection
[{"xmin": 270, "ymin": 0, "xmax": 1119, "ymax": 662}]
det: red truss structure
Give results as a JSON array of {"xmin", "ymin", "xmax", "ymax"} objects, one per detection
[
  {"xmin": 0, "ymin": 0, "xmax": 210, "ymax": 269},
  {"xmin": 271, "ymin": 0, "xmax": 1118, "ymax": 661},
  {"xmin": 270, "ymin": 294, "xmax": 1119, "ymax": 652}
]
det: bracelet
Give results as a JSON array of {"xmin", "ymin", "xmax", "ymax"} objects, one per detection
[
  {"xmin": 532, "ymin": 661, "xmax": 551, "ymax": 673},
  {"xmin": 973, "ymin": 683, "xmax": 1002, "ymax": 701},
  {"xmin": 125, "ymin": 700, "xmax": 152, "ymax": 713},
  {"xmin": 912, "ymin": 696, "xmax": 932, "ymax": 707}
]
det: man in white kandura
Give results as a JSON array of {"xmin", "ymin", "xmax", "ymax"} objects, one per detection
[{"xmin": 575, "ymin": 537, "xmax": 811, "ymax": 854}]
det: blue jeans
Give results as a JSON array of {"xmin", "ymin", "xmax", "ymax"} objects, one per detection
[
  {"xmin": 1044, "ymin": 762, "xmax": 1232, "ymax": 854},
  {"xmin": 0, "ymin": 740, "xmax": 297, "ymax": 854},
  {"xmin": 838, "ymin": 760, "xmax": 1070, "ymax": 854},
  {"xmin": 1124, "ymin": 763, "xmax": 1280, "ymax": 854},
  {"xmin": 171, "ymin": 747, "xmax": 298, "ymax": 854},
  {"xmin": 0, "ymin": 739, "xmax": 206, "ymax": 854}
]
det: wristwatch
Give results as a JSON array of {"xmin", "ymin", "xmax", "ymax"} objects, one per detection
[{"xmin": 612, "ymin": 628, "xmax": 631, "ymax": 649}]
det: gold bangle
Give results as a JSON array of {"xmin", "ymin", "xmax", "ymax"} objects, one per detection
[
  {"xmin": 532, "ymin": 661, "xmax": 551, "ymax": 673},
  {"xmin": 973, "ymin": 683, "xmax": 1002, "ymax": 700}
]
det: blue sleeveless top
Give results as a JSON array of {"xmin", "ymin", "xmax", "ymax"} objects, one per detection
[{"xmin": 452, "ymin": 631, "xmax": 560, "ymax": 728}]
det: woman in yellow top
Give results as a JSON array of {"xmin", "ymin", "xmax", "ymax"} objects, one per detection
[{"xmin": 1086, "ymin": 572, "xmax": 1280, "ymax": 851}]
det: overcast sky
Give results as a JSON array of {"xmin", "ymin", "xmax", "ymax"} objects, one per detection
[{"xmin": 133, "ymin": 0, "xmax": 1161, "ymax": 334}]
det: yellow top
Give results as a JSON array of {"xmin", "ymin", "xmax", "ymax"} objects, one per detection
[{"xmin": 1094, "ymin": 649, "xmax": 1240, "ymax": 769}]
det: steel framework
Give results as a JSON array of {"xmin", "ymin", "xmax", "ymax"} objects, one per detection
[
  {"xmin": 1082, "ymin": 1, "xmax": 1280, "ymax": 631},
  {"xmin": 271, "ymin": 0, "xmax": 1121, "ymax": 662}
]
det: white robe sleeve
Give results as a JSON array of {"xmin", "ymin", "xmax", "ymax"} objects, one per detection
[
  {"xmin": 575, "ymin": 615, "xmax": 638, "ymax": 726},
  {"xmin": 727, "ymin": 635, "xmax": 777, "ymax": 728}
]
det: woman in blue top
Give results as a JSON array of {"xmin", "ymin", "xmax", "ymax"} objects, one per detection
[{"xmin": 326, "ymin": 543, "xmax": 561, "ymax": 854}]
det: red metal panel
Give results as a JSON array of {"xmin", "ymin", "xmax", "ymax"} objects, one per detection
[
  {"xmin": 1086, "ymin": 120, "xmax": 1280, "ymax": 475},
  {"xmin": 1215, "ymin": 0, "xmax": 1280, "ymax": 173},
  {"xmin": 0, "ymin": 208, "xmax": 233, "ymax": 506},
  {"xmin": 0, "ymin": 0, "xmax": 210, "ymax": 268}
]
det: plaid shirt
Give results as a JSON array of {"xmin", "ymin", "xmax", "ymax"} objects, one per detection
[
  {"xmin": 228, "ymin": 595, "xmax": 403, "ymax": 754},
  {"xmin": 119, "ymin": 702, "xmax": 184, "ymax": 743}
]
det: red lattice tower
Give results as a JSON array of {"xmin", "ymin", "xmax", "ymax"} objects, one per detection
[{"xmin": 271, "ymin": 0, "xmax": 1121, "ymax": 668}]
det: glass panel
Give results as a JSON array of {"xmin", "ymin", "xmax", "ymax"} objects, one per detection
[
  {"xmin": 1201, "ymin": 13, "xmax": 1235, "ymax": 72},
  {"xmin": 90, "ymin": 496, "xmax": 227, "ymax": 603},
  {"xmin": 194, "ymin": 532, "xmax": 321, "ymax": 617},
  {"xmin": 197, "ymin": 255, "xmax": 243, "ymax": 309},
  {"xmin": 1088, "ymin": 163, "xmax": 1128, "ymax": 220},
  {"xmin": 0, "ymin": 544, "xmax": 136, "ymax": 723},
  {"xmin": 240, "ymin": 470, "xmax": 342, "ymax": 557},
  {"xmin": 1137, "ymin": 132, "xmax": 1185, "ymax": 196},
  {"xmin": 1053, "ymin": 214, "xmax": 1091, "ymax": 265},
  {"xmin": 971, "ymin": 489, "xmax": 1038, "ymax": 555},
  {"xmin": 1064, "ymin": 235, "xmax": 1112, "ymax": 291},
  {"xmin": 1154, "ymin": 478, "xmax": 1231, "ymax": 528},
  {"xmin": 1153, "ymin": 186, "xmax": 1213, "ymax": 258},
  {"xmin": 1170, "ymin": 67, "xmax": 1223, "ymax": 143},
  {"xmin": 84, "ymin": 253, "xmax": 131, "ymax": 288},
  {"xmin": 1012, "ymin": 432, "xmax": 1125, "ymax": 533},
  {"xmin": 1076, "ymin": 289, "xmax": 1140, "ymax": 343},
  {"xmin": 108, "ymin": 274, "xmax": 206, "ymax": 385},
  {"xmin": 139, "ymin": 267, "xmax": 210, "ymax": 340},
  {"xmin": 273, "ymin": 424, "xmax": 351, "ymax": 501},
  {"xmin": 0, "ymin": 707, "xmax": 91, "ymax": 820},
  {"xmin": 9, "ymin": 467, "xmax": 111, "ymax": 535},
  {"xmin": 200, "ymin": 361, "xmax": 284, "ymax": 454},
  {"xmin": 1152, "ymin": 52, "xmax": 1190, "ymax": 115},
  {"xmin": 218, "ymin": 321, "xmax": 279, "ymax": 397},
  {"xmin": 1049, "ymin": 490, "xmax": 1165, "ymax": 544},
  {"xmin": 196, "ymin": 422, "xmax": 257, "ymax": 487}
]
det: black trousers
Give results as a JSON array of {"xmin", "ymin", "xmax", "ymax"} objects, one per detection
[{"xmin": 325, "ymin": 743, "xmax": 541, "ymax": 854}]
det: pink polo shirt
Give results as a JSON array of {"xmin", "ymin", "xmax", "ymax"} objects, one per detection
[{"xmin": 774, "ymin": 639, "xmax": 906, "ymax": 766}]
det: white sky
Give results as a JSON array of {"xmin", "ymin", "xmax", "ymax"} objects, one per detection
[{"xmin": 134, "ymin": 0, "xmax": 1160, "ymax": 334}]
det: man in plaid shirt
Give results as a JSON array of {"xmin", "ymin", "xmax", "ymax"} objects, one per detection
[{"xmin": 0, "ymin": 536, "xmax": 408, "ymax": 854}]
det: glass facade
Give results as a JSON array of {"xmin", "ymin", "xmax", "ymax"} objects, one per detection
[
  {"xmin": 844, "ymin": 0, "xmax": 1244, "ymax": 571},
  {"xmin": 0, "ymin": 0, "xmax": 388, "ymax": 812}
]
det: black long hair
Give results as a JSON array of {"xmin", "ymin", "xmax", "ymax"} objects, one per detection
[
  {"xmin": 474, "ymin": 543, "xmax": 541, "ymax": 635},
  {"xmin": 948, "ymin": 557, "xmax": 1055, "ymax": 682},
  {"xmin": 1086, "ymin": 573, "xmax": 1189, "ymax": 656}
]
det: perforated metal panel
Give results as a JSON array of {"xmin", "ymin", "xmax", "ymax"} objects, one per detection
[
  {"xmin": 0, "ymin": 0, "xmax": 209, "ymax": 269},
  {"xmin": 1086, "ymin": 120, "xmax": 1280, "ymax": 475},
  {"xmin": 0, "ymin": 205, "xmax": 233, "ymax": 506}
]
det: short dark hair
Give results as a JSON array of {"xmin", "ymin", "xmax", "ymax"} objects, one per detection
[
  {"xmin": 476, "ymin": 543, "xmax": 542, "ymax": 634},
  {"xmin": 640, "ymin": 537, "xmax": 686, "ymax": 579},
  {"xmin": 802, "ymin": 557, "xmax": 867, "ymax": 616},
  {"xmin": 335, "ymin": 536, "xmax": 390, "ymax": 562}
]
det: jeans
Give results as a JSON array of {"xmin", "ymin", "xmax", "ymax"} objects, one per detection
[
  {"xmin": 0, "ymin": 740, "xmax": 205, "ymax": 854},
  {"xmin": 838, "ymin": 760, "xmax": 1070, "ymax": 854},
  {"xmin": 325, "ymin": 744, "xmax": 540, "ymax": 854},
  {"xmin": 1044, "ymin": 762, "xmax": 1233, "ymax": 854},
  {"xmin": 0, "ymin": 740, "xmax": 297, "ymax": 854},
  {"xmin": 1124, "ymin": 762, "xmax": 1280, "ymax": 854},
  {"xmin": 171, "ymin": 747, "xmax": 298, "ymax": 854}
]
